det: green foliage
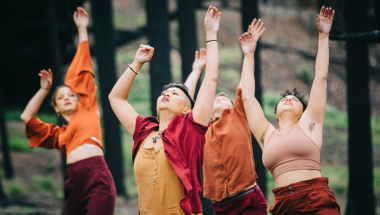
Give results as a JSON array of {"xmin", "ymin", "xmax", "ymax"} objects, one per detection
[
  {"xmin": 6, "ymin": 110, "xmax": 57, "ymax": 124},
  {"xmin": 219, "ymin": 47, "xmax": 242, "ymax": 65},
  {"xmin": 31, "ymin": 175, "xmax": 54, "ymax": 191},
  {"xmin": 7, "ymin": 181, "xmax": 26, "ymax": 198},
  {"xmin": 44, "ymin": 161, "xmax": 57, "ymax": 172},
  {"xmin": 219, "ymin": 69, "xmax": 240, "ymax": 83},
  {"xmin": 296, "ymin": 67, "xmax": 312, "ymax": 83}
]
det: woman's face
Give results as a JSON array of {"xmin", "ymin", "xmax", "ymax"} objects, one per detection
[
  {"xmin": 212, "ymin": 96, "xmax": 233, "ymax": 117},
  {"xmin": 276, "ymin": 95, "xmax": 304, "ymax": 120},
  {"xmin": 156, "ymin": 87, "xmax": 190, "ymax": 116},
  {"xmin": 54, "ymin": 86, "xmax": 79, "ymax": 115}
]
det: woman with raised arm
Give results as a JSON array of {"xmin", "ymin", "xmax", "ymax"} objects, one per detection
[
  {"xmin": 20, "ymin": 7, "xmax": 116, "ymax": 215},
  {"xmin": 184, "ymin": 20, "xmax": 267, "ymax": 215},
  {"xmin": 242, "ymin": 6, "xmax": 340, "ymax": 214},
  {"xmin": 109, "ymin": 6, "xmax": 221, "ymax": 215}
]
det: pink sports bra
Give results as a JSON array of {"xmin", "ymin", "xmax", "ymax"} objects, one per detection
[{"xmin": 262, "ymin": 122, "xmax": 321, "ymax": 180}]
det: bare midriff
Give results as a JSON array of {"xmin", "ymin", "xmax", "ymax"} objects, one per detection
[
  {"xmin": 225, "ymin": 182, "xmax": 257, "ymax": 198},
  {"xmin": 67, "ymin": 143, "xmax": 103, "ymax": 164},
  {"xmin": 274, "ymin": 170, "xmax": 322, "ymax": 188}
]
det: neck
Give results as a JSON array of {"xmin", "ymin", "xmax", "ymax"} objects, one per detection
[
  {"xmin": 62, "ymin": 112, "xmax": 74, "ymax": 123},
  {"xmin": 158, "ymin": 110, "xmax": 177, "ymax": 131},
  {"xmin": 211, "ymin": 110, "xmax": 221, "ymax": 121},
  {"xmin": 278, "ymin": 113, "xmax": 299, "ymax": 133}
]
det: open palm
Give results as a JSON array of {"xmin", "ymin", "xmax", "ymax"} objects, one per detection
[
  {"xmin": 192, "ymin": 49, "xmax": 207, "ymax": 70},
  {"xmin": 317, "ymin": 6, "xmax": 335, "ymax": 35},
  {"xmin": 73, "ymin": 7, "xmax": 89, "ymax": 28},
  {"xmin": 204, "ymin": 6, "xmax": 221, "ymax": 32},
  {"xmin": 135, "ymin": 45, "xmax": 155, "ymax": 64},
  {"xmin": 39, "ymin": 69, "xmax": 53, "ymax": 90}
]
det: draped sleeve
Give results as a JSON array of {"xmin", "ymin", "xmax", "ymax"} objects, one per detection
[
  {"xmin": 64, "ymin": 41, "xmax": 97, "ymax": 109},
  {"xmin": 25, "ymin": 117, "xmax": 61, "ymax": 150},
  {"xmin": 233, "ymin": 87, "xmax": 247, "ymax": 117}
]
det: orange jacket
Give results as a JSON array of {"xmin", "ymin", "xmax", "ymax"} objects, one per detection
[{"xmin": 25, "ymin": 41, "xmax": 103, "ymax": 156}]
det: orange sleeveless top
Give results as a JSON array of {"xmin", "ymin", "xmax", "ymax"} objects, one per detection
[
  {"xmin": 25, "ymin": 41, "xmax": 103, "ymax": 156},
  {"xmin": 262, "ymin": 122, "xmax": 321, "ymax": 180}
]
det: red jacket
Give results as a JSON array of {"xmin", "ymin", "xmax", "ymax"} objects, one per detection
[{"xmin": 132, "ymin": 111, "xmax": 209, "ymax": 215}]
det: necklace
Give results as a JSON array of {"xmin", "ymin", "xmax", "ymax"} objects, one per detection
[{"xmin": 152, "ymin": 130, "xmax": 162, "ymax": 143}]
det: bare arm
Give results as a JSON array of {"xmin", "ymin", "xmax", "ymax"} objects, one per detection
[
  {"xmin": 184, "ymin": 49, "xmax": 206, "ymax": 98},
  {"xmin": 109, "ymin": 45, "xmax": 154, "ymax": 135},
  {"xmin": 73, "ymin": 7, "xmax": 89, "ymax": 43},
  {"xmin": 302, "ymin": 6, "xmax": 335, "ymax": 125},
  {"xmin": 192, "ymin": 6, "xmax": 221, "ymax": 126},
  {"xmin": 21, "ymin": 70, "xmax": 53, "ymax": 124},
  {"xmin": 241, "ymin": 19, "xmax": 271, "ymax": 148}
]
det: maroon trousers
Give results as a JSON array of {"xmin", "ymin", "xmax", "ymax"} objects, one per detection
[
  {"xmin": 65, "ymin": 156, "xmax": 116, "ymax": 215},
  {"xmin": 210, "ymin": 184, "xmax": 268, "ymax": 215},
  {"xmin": 270, "ymin": 177, "xmax": 340, "ymax": 215}
]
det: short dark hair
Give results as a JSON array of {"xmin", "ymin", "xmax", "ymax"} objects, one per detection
[
  {"xmin": 50, "ymin": 85, "xmax": 79, "ymax": 106},
  {"xmin": 215, "ymin": 92, "xmax": 234, "ymax": 106},
  {"xmin": 161, "ymin": 83, "xmax": 195, "ymax": 109},
  {"xmin": 274, "ymin": 88, "xmax": 308, "ymax": 114}
]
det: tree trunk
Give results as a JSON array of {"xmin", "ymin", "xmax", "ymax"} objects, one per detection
[
  {"xmin": 90, "ymin": 0, "xmax": 127, "ymax": 197},
  {"xmin": 345, "ymin": 0, "xmax": 375, "ymax": 214},
  {"xmin": 47, "ymin": 1, "xmax": 68, "ymax": 214},
  {"xmin": 146, "ymin": 0, "xmax": 172, "ymax": 116},
  {"xmin": 241, "ymin": 0, "xmax": 267, "ymax": 198},
  {"xmin": 178, "ymin": 0, "xmax": 200, "ymax": 96},
  {"xmin": 0, "ymin": 86, "xmax": 14, "ymax": 179}
]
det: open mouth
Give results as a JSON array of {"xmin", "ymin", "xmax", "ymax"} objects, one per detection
[
  {"xmin": 64, "ymin": 102, "xmax": 72, "ymax": 106},
  {"xmin": 161, "ymin": 98, "xmax": 169, "ymax": 102}
]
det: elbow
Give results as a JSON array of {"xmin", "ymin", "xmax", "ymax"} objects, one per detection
[{"xmin": 20, "ymin": 113, "xmax": 30, "ymax": 124}]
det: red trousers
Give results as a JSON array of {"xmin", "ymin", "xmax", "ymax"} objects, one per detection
[
  {"xmin": 65, "ymin": 156, "xmax": 116, "ymax": 215},
  {"xmin": 210, "ymin": 184, "xmax": 268, "ymax": 215},
  {"xmin": 270, "ymin": 177, "xmax": 340, "ymax": 215}
]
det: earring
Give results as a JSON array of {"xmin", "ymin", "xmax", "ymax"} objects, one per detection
[
  {"xmin": 156, "ymin": 115, "xmax": 159, "ymax": 122},
  {"xmin": 57, "ymin": 112, "xmax": 60, "ymax": 116}
]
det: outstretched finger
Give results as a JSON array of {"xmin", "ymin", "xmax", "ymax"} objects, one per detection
[
  {"xmin": 250, "ymin": 18, "xmax": 257, "ymax": 29},
  {"xmin": 195, "ymin": 50, "xmax": 199, "ymax": 60},
  {"xmin": 257, "ymin": 22, "xmax": 264, "ymax": 33},
  {"xmin": 217, "ymin": 12, "xmax": 221, "ymax": 22},
  {"xmin": 323, "ymin": 7, "xmax": 329, "ymax": 18},
  {"xmin": 330, "ymin": 10, "xmax": 335, "ymax": 21},
  {"xmin": 327, "ymin": 7, "xmax": 332, "ymax": 19},
  {"xmin": 258, "ymin": 27, "xmax": 266, "ymax": 38},
  {"xmin": 254, "ymin": 19, "xmax": 262, "ymax": 30},
  {"xmin": 320, "ymin": 6, "xmax": 325, "ymax": 16}
]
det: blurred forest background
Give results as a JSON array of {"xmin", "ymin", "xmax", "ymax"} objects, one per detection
[{"xmin": 0, "ymin": 0, "xmax": 380, "ymax": 214}]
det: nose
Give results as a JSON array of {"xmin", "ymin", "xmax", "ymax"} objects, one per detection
[{"xmin": 163, "ymin": 92, "xmax": 170, "ymax": 97}]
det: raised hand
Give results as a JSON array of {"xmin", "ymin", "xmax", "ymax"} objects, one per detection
[
  {"xmin": 204, "ymin": 6, "xmax": 221, "ymax": 33},
  {"xmin": 134, "ymin": 44, "xmax": 155, "ymax": 64},
  {"xmin": 248, "ymin": 18, "xmax": 266, "ymax": 44},
  {"xmin": 73, "ymin": 7, "xmax": 89, "ymax": 29},
  {"xmin": 241, "ymin": 19, "xmax": 266, "ymax": 55},
  {"xmin": 316, "ymin": 6, "xmax": 335, "ymax": 35},
  {"xmin": 192, "ymin": 48, "xmax": 207, "ymax": 71},
  {"xmin": 39, "ymin": 69, "xmax": 53, "ymax": 90}
]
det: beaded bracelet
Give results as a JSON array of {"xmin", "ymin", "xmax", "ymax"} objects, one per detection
[{"xmin": 129, "ymin": 64, "xmax": 139, "ymax": 75}]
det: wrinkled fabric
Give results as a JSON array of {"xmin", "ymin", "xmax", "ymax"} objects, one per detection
[
  {"xmin": 210, "ymin": 185, "xmax": 267, "ymax": 215},
  {"xmin": 65, "ymin": 156, "xmax": 116, "ymax": 215},
  {"xmin": 270, "ymin": 177, "xmax": 340, "ymax": 215},
  {"xmin": 25, "ymin": 41, "xmax": 103, "ymax": 156},
  {"xmin": 132, "ymin": 111, "xmax": 209, "ymax": 215},
  {"xmin": 203, "ymin": 87, "xmax": 258, "ymax": 201}
]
